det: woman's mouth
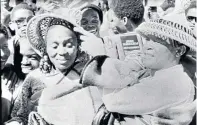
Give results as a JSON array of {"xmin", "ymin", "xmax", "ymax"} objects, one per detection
[
  {"xmin": 21, "ymin": 65, "xmax": 33, "ymax": 70},
  {"xmin": 89, "ymin": 29, "xmax": 97, "ymax": 34}
]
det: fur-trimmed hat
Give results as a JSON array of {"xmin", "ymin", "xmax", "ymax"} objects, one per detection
[{"xmin": 135, "ymin": 13, "xmax": 197, "ymax": 51}]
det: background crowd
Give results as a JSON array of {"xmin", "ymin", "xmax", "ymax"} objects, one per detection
[{"xmin": 1, "ymin": 0, "xmax": 196, "ymax": 125}]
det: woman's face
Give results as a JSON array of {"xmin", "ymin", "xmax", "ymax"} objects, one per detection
[
  {"xmin": 141, "ymin": 37, "xmax": 176, "ymax": 70},
  {"xmin": 80, "ymin": 8, "xmax": 101, "ymax": 36},
  {"xmin": 46, "ymin": 25, "xmax": 78, "ymax": 73},
  {"xmin": 20, "ymin": 38, "xmax": 40, "ymax": 74},
  {"xmin": 0, "ymin": 33, "xmax": 10, "ymax": 70}
]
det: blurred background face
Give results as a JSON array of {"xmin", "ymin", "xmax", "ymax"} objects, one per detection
[
  {"xmin": 141, "ymin": 37, "xmax": 176, "ymax": 70},
  {"xmin": 46, "ymin": 25, "xmax": 78, "ymax": 73},
  {"xmin": 20, "ymin": 38, "xmax": 40, "ymax": 74},
  {"xmin": 186, "ymin": 8, "xmax": 197, "ymax": 31},
  {"xmin": 107, "ymin": 9, "xmax": 127, "ymax": 34},
  {"xmin": 1, "ymin": 0, "xmax": 10, "ymax": 8},
  {"xmin": 11, "ymin": 9, "xmax": 34, "ymax": 37},
  {"xmin": 80, "ymin": 8, "xmax": 101, "ymax": 36},
  {"xmin": 0, "ymin": 33, "xmax": 10, "ymax": 70}
]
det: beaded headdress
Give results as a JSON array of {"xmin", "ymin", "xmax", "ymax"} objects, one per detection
[{"xmin": 26, "ymin": 14, "xmax": 76, "ymax": 56}]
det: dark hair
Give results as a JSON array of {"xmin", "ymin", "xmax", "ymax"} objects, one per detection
[
  {"xmin": 81, "ymin": 4, "xmax": 103, "ymax": 24},
  {"xmin": 110, "ymin": 0, "xmax": 144, "ymax": 26},
  {"xmin": 13, "ymin": 41, "xmax": 26, "ymax": 80}
]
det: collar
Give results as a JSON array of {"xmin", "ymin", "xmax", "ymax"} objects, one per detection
[{"xmin": 154, "ymin": 64, "xmax": 184, "ymax": 76}]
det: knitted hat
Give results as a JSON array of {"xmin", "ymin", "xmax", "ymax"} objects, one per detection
[
  {"xmin": 11, "ymin": 3, "xmax": 34, "ymax": 20},
  {"xmin": 135, "ymin": 13, "xmax": 197, "ymax": 52},
  {"xmin": 81, "ymin": 4, "xmax": 103, "ymax": 24},
  {"xmin": 26, "ymin": 14, "xmax": 77, "ymax": 56}
]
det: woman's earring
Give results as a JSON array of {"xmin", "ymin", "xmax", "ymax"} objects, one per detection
[{"xmin": 40, "ymin": 53, "xmax": 52, "ymax": 74}]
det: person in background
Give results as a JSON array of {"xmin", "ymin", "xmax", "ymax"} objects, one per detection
[
  {"xmin": 107, "ymin": 0, "xmax": 144, "ymax": 35},
  {"xmin": 0, "ymin": 25, "xmax": 23, "ymax": 124},
  {"xmin": 1, "ymin": 0, "xmax": 13, "ymax": 27},
  {"xmin": 10, "ymin": 3, "xmax": 34, "ymax": 38},
  {"xmin": 80, "ymin": 4, "xmax": 103, "ymax": 37},
  {"xmin": 5, "ymin": 36, "xmax": 41, "ymax": 125},
  {"xmin": 98, "ymin": 0, "xmax": 109, "ymax": 13},
  {"xmin": 19, "ymin": 37, "xmax": 41, "ymax": 75},
  {"xmin": 8, "ymin": 3, "xmax": 35, "ymax": 80},
  {"xmin": 185, "ymin": 1, "xmax": 196, "ymax": 32}
]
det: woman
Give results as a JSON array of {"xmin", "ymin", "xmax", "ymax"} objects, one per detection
[
  {"xmin": 80, "ymin": 13, "xmax": 196, "ymax": 124},
  {"xmin": 5, "ymin": 36, "xmax": 41, "ymax": 125},
  {"xmin": 80, "ymin": 4, "xmax": 103, "ymax": 37},
  {"xmin": 10, "ymin": 14, "xmax": 102, "ymax": 125}
]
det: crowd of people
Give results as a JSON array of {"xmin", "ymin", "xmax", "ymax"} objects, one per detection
[{"xmin": 1, "ymin": 0, "xmax": 196, "ymax": 125}]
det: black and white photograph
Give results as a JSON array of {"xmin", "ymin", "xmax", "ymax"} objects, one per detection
[{"xmin": 0, "ymin": 0, "xmax": 196, "ymax": 125}]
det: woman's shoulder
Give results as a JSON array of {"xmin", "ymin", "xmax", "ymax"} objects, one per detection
[{"xmin": 23, "ymin": 69, "xmax": 44, "ymax": 85}]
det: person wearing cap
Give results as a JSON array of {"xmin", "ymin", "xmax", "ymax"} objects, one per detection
[
  {"xmin": 80, "ymin": 4, "xmax": 103, "ymax": 37},
  {"xmin": 80, "ymin": 12, "xmax": 196, "ymax": 124}
]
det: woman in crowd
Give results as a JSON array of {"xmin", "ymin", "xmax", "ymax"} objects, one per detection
[
  {"xmin": 5, "ymin": 36, "xmax": 41, "ymax": 125},
  {"xmin": 7, "ymin": 14, "xmax": 102, "ymax": 125},
  {"xmin": 80, "ymin": 12, "xmax": 196, "ymax": 125},
  {"xmin": 80, "ymin": 4, "xmax": 103, "ymax": 37}
]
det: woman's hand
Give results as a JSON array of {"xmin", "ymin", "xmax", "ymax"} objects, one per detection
[
  {"xmin": 74, "ymin": 27, "xmax": 106, "ymax": 56},
  {"xmin": 151, "ymin": 100, "xmax": 196, "ymax": 125}
]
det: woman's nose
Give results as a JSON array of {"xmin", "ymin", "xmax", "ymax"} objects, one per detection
[
  {"xmin": 21, "ymin": 56, "xmax": 30, "ymax": 65},
  {"xmin": 58, "ymin": 46, "xmax": 68, "ymax": 56}
]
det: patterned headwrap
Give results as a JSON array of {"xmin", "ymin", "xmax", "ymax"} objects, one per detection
[{"xmin": 27, "ymin": 14, "xmax": 76, "ymax": 56}]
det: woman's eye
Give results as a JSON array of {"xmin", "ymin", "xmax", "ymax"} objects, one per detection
[
  {"xmin": 66, "ymin": 43, "xmax": 73, "ymax": 48},
  {"xmin": 147, "ymin": 48, "xmax": 153, "ymax": 50},
  {"xmin": 81, "ymin": 19, "xmax": 88, "ymax": 25},
  {"xmin": 51, "ymin": 44, "xmax": 58, "ymax": 49},
  {"xmin": 92, "ymin": 20, "xmax": 99, "ymax": 24}
]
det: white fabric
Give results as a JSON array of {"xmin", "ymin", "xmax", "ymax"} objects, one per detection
[{"xmin": 103, "ymin": 65, "xmax": 194, "ymax": 116}]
